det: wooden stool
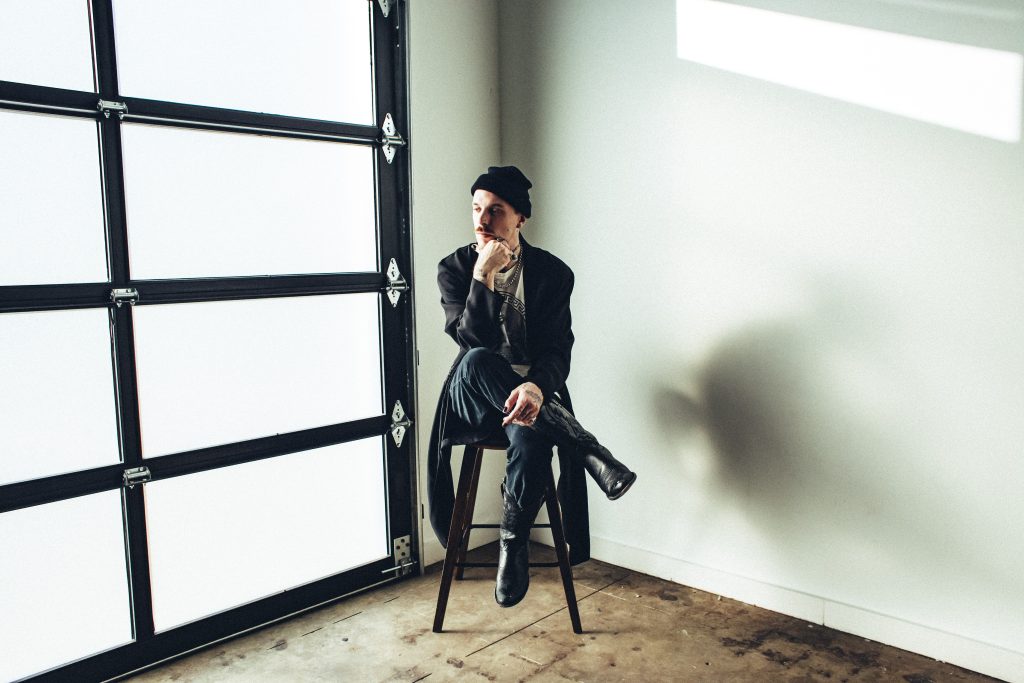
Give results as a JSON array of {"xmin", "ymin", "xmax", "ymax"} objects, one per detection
[{"xmin": 432, "ymin": 439, "xmax": 583, "ymax": 633}]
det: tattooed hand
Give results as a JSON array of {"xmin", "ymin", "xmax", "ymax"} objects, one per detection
[{"xmin": 502, "ymin": 381, "xmax": 544, "ymax": 427}]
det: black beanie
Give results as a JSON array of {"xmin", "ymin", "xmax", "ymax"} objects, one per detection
[{"xmin": 470, "ymin": 165, "xmax": 533, "ymax": 218}]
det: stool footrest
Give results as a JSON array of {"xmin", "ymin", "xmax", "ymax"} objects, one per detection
[
  {"xmin": 467, "ymin": 523, "xmax": 553, "ymax": 530},
  {"xmin": 455, "ymin": 561, "xmax": 562, "ymax": 569}
]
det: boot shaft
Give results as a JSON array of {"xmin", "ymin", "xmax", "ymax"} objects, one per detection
[{"xmin": 499, "ymin": 485, "xmax": 544, "ymax": 541}]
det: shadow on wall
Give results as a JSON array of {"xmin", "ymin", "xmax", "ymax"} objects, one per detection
[
  {"xmin": 650, "ymin": 281, "xmax": 1017, "ymax": 604},
  {"xmin": 653, "ymin": 316, "xmax": 878, "ymax": 534}
]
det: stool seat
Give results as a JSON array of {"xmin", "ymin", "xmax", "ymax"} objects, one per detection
[{"xmin": 432, "ymin": 439, "xmax": 583, "ymax": 633}]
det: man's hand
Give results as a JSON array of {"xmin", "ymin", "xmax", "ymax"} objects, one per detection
[
  {"xmin": 473, "ymin": 238, "xmax": 514, "ymax": 289},
  {"xmin": 502, "ymin": 381, "xmax": 544, "ymax": 427}
]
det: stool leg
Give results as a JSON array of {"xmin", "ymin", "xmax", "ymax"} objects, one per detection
[
  {"xmin": 455, "ymin": 447, "xmax": 485, "ymax": 580},
  {"xmin": 544, "ymin": 466, "xmax": 583, "ymax": 634},
  {"xmin": 433, "ymin": 446, "xmax": 482, "ymax": 633}
]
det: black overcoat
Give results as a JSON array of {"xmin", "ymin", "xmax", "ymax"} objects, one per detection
[{"xmin": 427, "ymin": 237, "xmax": 591, "ymax": 564}]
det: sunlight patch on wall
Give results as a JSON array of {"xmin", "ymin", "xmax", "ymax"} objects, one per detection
[{"xmin": 676, "ymin": 0, "xmax": 1024, "ymax": 142}]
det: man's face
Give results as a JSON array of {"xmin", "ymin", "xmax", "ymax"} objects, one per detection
[{"xmin": 472, "ymin": 189, "xmax": 523, "ymax": 249}]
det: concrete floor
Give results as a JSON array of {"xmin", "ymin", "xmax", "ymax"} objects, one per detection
[{"xmin": 123, "ymin": 543, "xmax": 1000, "ymax": 682}]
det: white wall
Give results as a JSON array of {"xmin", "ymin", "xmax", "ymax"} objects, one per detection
[
  {"xmin": 495, "ymin": 0, "xmax": 1024, "ymax": 680},
  {"xmin": 408, "ymin": 0, "xmax": 509, "ymax": 567}
]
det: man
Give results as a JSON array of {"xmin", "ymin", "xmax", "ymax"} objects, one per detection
[{"xmin": 427, "ymin": 165, "xmax": 636, "ymax": 608}]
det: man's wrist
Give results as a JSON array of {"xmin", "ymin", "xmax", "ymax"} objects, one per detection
[{"xmin": 473, "ymin": 269, "xmax": 494, "ymax": 289}]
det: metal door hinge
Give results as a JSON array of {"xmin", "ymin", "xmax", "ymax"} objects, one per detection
[
  {"xmin": 98, "ymin": 99, "xmax": 128, "ymax": 119},
  {"xmin": 111, "ymin": 288, "xmax": 139, "ymax": 307},
  {"xmin": 376, "ymin": 0, "xmax": 393, "ymax": 19},
  {"xmin": 381, "ymin": 534, "xmax": 414, "ymax": 576},
  {"xmin": 380, "ymin": 113, "xmax": 405, "ymax": 164},
  {"xmin": 123, "ymin": 466, "xmax": 152, "ymax": 488},
  {"xmin": 385, "ymin": 258, "xmax": 409, "ymax": 307},
  {"xmin": 390, "ymin": 400, "xmax": 412, "ymax": 447}
]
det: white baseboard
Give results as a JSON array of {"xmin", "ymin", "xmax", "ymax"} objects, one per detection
[
  {"xmin": 588, "ymin": 535, "xmax": 1023, "ymax": 683},
  {"xmin": 825, "ymin": 601, "xmax": 1022, "ymax": 683}
]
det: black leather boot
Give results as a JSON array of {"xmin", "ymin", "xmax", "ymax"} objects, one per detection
[
  {"xmin": 495, "ymin": 487, "xmax": 543, "ymax": 607},
  {"xmin": 535, "ymin": 400, "xmax": 637, "ymax": 500}
]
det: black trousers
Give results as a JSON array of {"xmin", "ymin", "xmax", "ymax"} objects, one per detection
[{"xmin": 448, "ymin": 348, "xmax": 554, "ymax": 508}]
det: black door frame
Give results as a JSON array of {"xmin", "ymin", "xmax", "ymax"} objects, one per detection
[{"xmin": 0, "ymin": 2, "xmax": 415, "ymax": 680}]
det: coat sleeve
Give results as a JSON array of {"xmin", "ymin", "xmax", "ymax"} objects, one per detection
[{"xmin": 438, "ymin": 252, "xmax": 505, "ymax": 351}]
